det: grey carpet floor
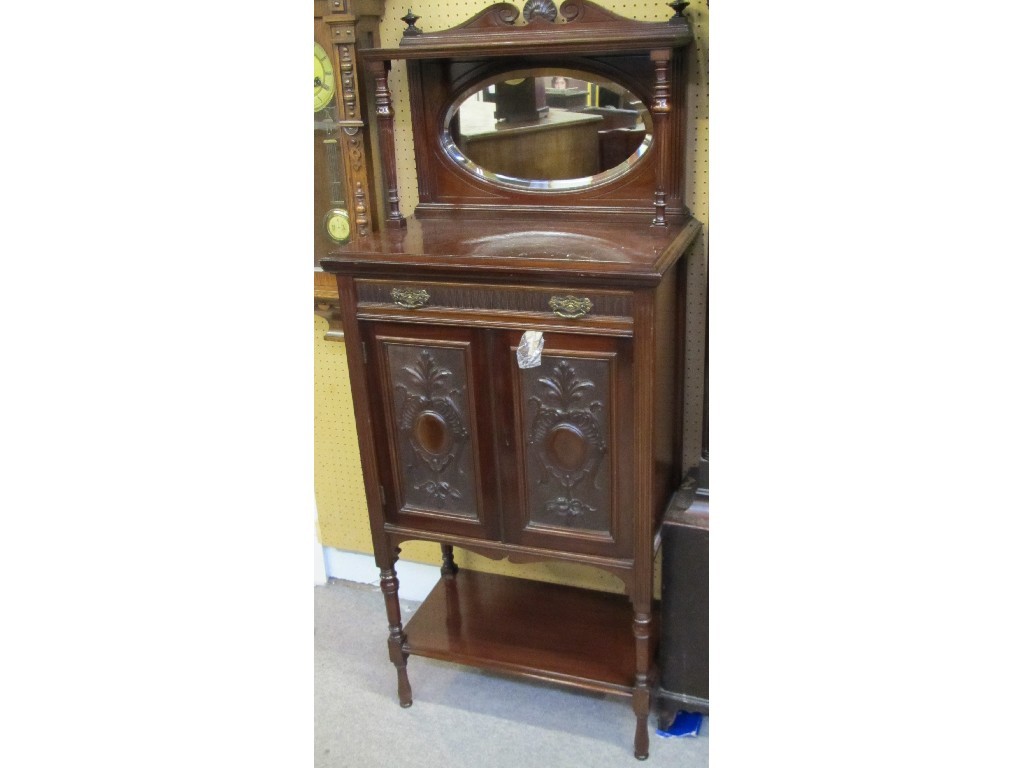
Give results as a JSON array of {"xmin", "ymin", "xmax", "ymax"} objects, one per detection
[{"xmin": 315, "ymin": 577, "xmax": 709, "ymax": 768}]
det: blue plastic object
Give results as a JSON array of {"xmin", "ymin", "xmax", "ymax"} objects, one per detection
[{"xmin": 655, "ymin": 710, "xmax": 703, "ymax": 738}]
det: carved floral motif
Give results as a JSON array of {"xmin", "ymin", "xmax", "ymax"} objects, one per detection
[
  {"xmin": 527, "ymin": 359, "xmax": 607, "ymax": 525},
  {"xmin": 394, "ymin": 350, "xmax": 470, "ymax": 507}
]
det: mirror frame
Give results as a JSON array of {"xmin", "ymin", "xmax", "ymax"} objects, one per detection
[{"xmin": 359, "ymin": 0, "xmax": 693, "ymax": 225}]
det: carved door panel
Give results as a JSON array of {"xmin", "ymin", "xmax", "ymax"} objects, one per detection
[
  {"xmin": 365, "ymin": 322, "xmax": 501, "ymax": 540},
  {"xmin": 495, "ymin": 332, "xmax": 634, "ymax": 558}
]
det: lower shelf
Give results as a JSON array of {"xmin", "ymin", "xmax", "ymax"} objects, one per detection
[{"xmin": 402, "ymin": 569, "xmax": 655, "ymax": 698}]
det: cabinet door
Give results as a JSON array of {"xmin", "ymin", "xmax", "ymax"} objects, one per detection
[
  {"xmin": 365, "ymin": 322, "xmax": 500, "ymax": 540},
  {"xmin": 495, "ymin": 332, "xmax": 634, "ymax": 558}
]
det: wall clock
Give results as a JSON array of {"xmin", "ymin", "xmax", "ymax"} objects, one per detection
[
  {"xmin": 314, "ymin": 41, "xmax": 350, "ymax": 246},
  {"xmin": 313, "ymin": 1, "xmax": 385, "ymax": 336},
  {"xmin": 313, "ymin": 42, "xmax": 336, "ymax": 112}
]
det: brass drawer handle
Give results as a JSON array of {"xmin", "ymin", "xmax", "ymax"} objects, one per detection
[
  {"xmin": 391, "ymin": 287, "xmax": 430, "ymax": 309},
  {"xmin": 549, "ymin": 295, "xmax": 593, "ymax": 319}
]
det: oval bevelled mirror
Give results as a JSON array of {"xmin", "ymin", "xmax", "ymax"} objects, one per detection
[{"xmin": 442, "ymin": 70, "xmax": 652, "ymax": 191}]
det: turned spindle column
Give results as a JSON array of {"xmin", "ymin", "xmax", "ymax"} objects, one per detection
[
  {"xmin": 440, "ymin": 544, "xmax": 459, "ymax": 579},
  {"xmin": 368, "ymin": 58, "xmax": 405, "ymax": 228},
  {"xmin": 650, "ymin": 49, "xmax": 672, "ymax": 228}
]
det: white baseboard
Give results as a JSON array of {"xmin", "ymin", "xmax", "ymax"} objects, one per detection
[
  {"xmin": 314, "ymin": 534, "xmax": 328, "ymax": 586},
  {"xmin": 322, "ymin": 548, "xmax": 440, "ymax": 602},
  {"xmin": 313, "ymin": 502, "xmax": 327, "ymax": 586}
]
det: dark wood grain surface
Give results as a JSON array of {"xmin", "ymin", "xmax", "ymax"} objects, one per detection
[
  {"xmin": 403, "ymin": 569, "xmax": 658, "ymax": 697},
  {"xmin": 320, "ymin": 216, "xmax": 701, "ymax": 288}
]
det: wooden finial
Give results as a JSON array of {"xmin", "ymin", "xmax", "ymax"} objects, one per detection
[
  {"xmin": 401, "ymin": 9, "xmax": 422, "ymax": 37},
  {"xmin": 667, "ymin": 1, "xmax": 690, "ymax": 23}
]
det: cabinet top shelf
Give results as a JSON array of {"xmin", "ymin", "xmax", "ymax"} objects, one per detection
[
  {"xmin": 319, "ymin": 216, "xmax": 701, "ymax": 287},
  {"xmin": 361, "ymin": 0, "xmax": 692, "ymax": 63}
]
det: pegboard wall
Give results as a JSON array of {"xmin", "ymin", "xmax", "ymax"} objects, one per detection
[
  {"xmin": 314, "ymin": 0, "xmax": 709, "ymax": 595},
  {"xmin": 313, "ymin": 318, "xmax": 371, "ymax": 552}
]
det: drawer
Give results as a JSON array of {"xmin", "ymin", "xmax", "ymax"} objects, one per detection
[{"xmin": 354, "ymin": 279, "xmax": 634, "ymax": 336}]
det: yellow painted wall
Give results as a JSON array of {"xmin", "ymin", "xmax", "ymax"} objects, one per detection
[{"xmin": 314, "ymin": 0, "xmax": 709, "ymax": 595}]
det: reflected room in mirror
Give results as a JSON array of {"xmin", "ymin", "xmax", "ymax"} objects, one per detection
[{"xmin": 444, "ymin": 70, "xmax": 652, "ymax": 191}]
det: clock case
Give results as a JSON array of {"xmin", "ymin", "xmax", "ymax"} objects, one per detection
[{"xmin": 313, "ymin": 0, "xmax": 384, "ymax": 333}]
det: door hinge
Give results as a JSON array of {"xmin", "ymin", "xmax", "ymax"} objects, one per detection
[
  {"xmin": 361, "ymin": 341, "xmax": 368, "ymax": 364},
  {"xmin": 379, "ymin": 484, "xmax": 386, "ymax": 508}
]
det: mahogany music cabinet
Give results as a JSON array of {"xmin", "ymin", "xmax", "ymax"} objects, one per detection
[{"xmin": 320, "ymin": 1, "xmax": 701, "ymax": 758}]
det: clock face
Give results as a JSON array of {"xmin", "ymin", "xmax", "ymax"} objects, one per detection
[
  {"xmin": 314, "ymin": 43, "xmax": 336, "ymax": 112},
  {"xmin": 325, "ymin": 208, "xmax": 351, "ymax": 243}
]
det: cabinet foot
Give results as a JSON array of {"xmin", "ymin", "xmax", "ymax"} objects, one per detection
[
  {"xmin": 391, "ymin": 639, "xmax": 413, "ymax": 707},
  {"xmin": 632, "ymin": 691, "xmax": 651, "ymax": 760},
  {"xmin": 380, "ymin": 566, "xmax": 413, "ymax": 707},
  {"xmin": 632, "ymin": 610, "xmax": 653, "ymax": 760}
]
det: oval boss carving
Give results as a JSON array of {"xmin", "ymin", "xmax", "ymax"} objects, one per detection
[{"xmin": 414, "ymin": 411, "xmax": 453, "ymax": 457}]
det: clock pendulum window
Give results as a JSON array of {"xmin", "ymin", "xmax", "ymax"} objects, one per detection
[
  {"xmin": 314, "ymin": 41, "xmax": 351, "ymax": 246},
  {"xmin": 322, "ymin": 138, "xmax": 351, "ymax": 245}
]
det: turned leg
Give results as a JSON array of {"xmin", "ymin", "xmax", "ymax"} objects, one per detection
[
  {"xmin": 440, "ymin": 544, "xmax": 459, "ymax": 579},
  {"xmin": 440, "ymin": 545, "xmax": 462, "ymax": 632},
  {"xmin": 632, "ymin": 611, "xmax": 653, "ymax": 760},
  {"xmin": 379, "ymin": 566, "xmax": 412, "ymax": 707}
]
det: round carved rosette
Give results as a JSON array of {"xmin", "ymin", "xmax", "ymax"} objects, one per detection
[{"xmin": 523, "ymin": 0, "xmax": 558, "ymax": 23}]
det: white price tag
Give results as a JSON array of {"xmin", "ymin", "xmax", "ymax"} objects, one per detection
[{"xmin": 516, "ymin": 331, "xmax": 544, "ymax": 369}]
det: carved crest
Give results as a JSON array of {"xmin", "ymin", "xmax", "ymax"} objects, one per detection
[
  {"xmin": 395, "ymin": 0, "xmax": 673, "ymax": 36},
  {"xmin": 522, "ymin": 0, "xmax": 557, "ymax": 23}
]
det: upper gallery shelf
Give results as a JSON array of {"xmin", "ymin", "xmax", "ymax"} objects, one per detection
[
  {"xmin": 359, "ymin": 0, "xmax": 693, "ymax": 61},
  {"xmin": 351, "ymin": 0, "xmax": 695, "ymax": 225}
]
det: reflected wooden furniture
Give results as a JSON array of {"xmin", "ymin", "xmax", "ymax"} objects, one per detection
[
  {"xmin": 458, "ymin": 108, "xmax": 603, "ymax": 179},
  {"xmin": 545, "ymin": 86, "xmax": 589, "ymax": 110},
  {"xmin": 599, "ymin": 127, "xmax": 647, "ymax": 172},
  {"xmin": 488, "ymin": 76, "xmax": 549, "ymax": 122},
  {"xmin": 583, "ymin": 105, "xmax": 641, "ymax": 130},
  {"xmin": 319, "ymin": 1, "xmax": 698, "ymax": 759}
]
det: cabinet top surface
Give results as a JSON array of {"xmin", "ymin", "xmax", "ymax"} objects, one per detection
[{"xmin": 319, "ymin": 215, "xmax": 700, "ymax": 286}]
